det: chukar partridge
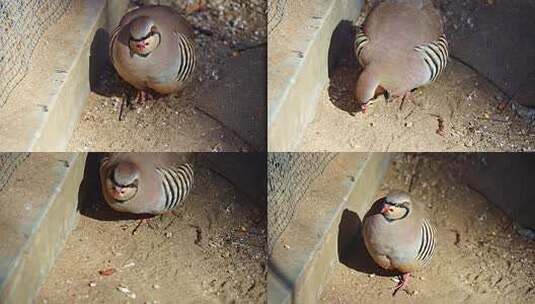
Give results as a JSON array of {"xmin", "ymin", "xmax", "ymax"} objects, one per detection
[
  {"xmin": 100, "ymin": 153, "xmax": 194, "ymax": 215},
  {"xmin": 109, "ymin": 5, "xmax": 196, "ymax": 105},
  {"xmin": 354, "ymin": 0, "xmax": 448, "ymax": 112},
  {"xmin": 362, "ymin": 190, "xmax": 437, "ymax": 295}
]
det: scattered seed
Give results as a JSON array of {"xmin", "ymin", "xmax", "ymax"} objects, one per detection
[
  {"xmin": 117, "ymin": 285, "xmax": 136, "ymax": 299},
  {"xmin": 98, "ymin": 268, "xmax": 116, "ymax": 276}
]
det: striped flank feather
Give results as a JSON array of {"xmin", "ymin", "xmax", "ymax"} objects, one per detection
[
  {"xmin": 176, "ymin": 33, "xmax": 196, "ymax": 82},
  {"xmin": 157, "ymin": 163, "xmax": 194, "ymax": 211},
  {"xmin": 415, "ymin": 218, "xmax": 437, "ymax": 267},
  {"xmin": 414, "ymin": 34, "xmax": 449, "ymax": 83},
  {"xmin": 354, "ymin": 27, "xmax": 369, "ymax": 65}
]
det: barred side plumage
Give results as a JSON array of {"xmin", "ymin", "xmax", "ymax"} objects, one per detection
[
  {"xmin": 414, "ymin": 34, "xmax": 449, "ymax": 83},
  {"xmin": 176, "ymin": 32, "xmax": 196, "ymax": 82},
  {"xmin": 354, "ymin": 27, "xmax": 369, "ymax": 66},
  {"xmin": 416, "ymin": 218, "xmax": 436, "ymax": 266},
  {"xmin": 157, "ymin": 163, "xmax": 194, "ymax": 212}
]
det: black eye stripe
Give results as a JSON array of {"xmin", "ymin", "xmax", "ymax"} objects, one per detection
[
  {"xmin": 131, "ymin": 31, "xmax": 156, "ymax": 42},
  {"xmin": 384, "ymin": 200, "xmax": 409, "ymax": 206}
]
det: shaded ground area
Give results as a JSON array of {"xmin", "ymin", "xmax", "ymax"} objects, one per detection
[
  {"xmin": 37, "ymin": 161, "xmax": 266, "ymax": 303},
  {"xmin": 320, "ymin": 154, "xmax": 535, "ymax": 303},
  {"xmin": 68, "ymin": 0, "xmax": 266, "ymax": 152},
  {"xmin": 298, "ymin": 0, "xmax": 535, "ymax": 152}
]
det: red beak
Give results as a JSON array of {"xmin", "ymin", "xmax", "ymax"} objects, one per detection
[
  {"xmin": 380, "ymin": 203, "xmax": 389, "ymax": 214},
  {"xmin": 136, "ymin": 43, "xmax": 145, "ymax": 50},
  {"xmin": 114, "ymin": 186, "xmax": 124, "ymax": 195}
]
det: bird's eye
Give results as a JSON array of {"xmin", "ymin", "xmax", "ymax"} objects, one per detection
[
  {"xmin": 389, "ymin": 208, "xmax": 394, "ymax": 212},
  {"xmin": 146, "ymin": 42, "xmax": 149, "ymax": 46}
]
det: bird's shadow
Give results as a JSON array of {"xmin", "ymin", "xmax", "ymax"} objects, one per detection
[
  {"xmin": 77, "ymin": 153, "xmax": 152, "ymax": 222},
  {"xmin": 327, "ymin": 20, "xmax": 364, "ymax": 116},
  {"xmin": 89, "ymin": 28, "xmax": 133, "ymax": 98},
  {"xmin": 337, "ymin": 205, "xmax": 398, "ymax": 277}
]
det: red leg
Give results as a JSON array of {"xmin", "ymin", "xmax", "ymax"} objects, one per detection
[
  {"xmin": 140, "ymin": 91, "xmax": 147, "ymax": 104},
  {"xmin": 133, "ymin": 91, "xmax": 147, "ymax": 107},
  {"xmin": 118, "ymin": 96, "xmax": 127, "ymax": 121},
  {"xmin": 393, "ymin": 91, "xmax": 412, "ymax": 111},
  {"xmin": 131, "ymin": 218, "xmax": 157, "ymax": 235},
  {"xmin": 131, "ymin": 219, "xmax": 146, "ymax": 235},
  {"xmin": 392, "ymin": 273, "xmax": 411, "ymax": 296},
  {"xmin": 162, "ymin": 210, "xmax": 181, "ymax": 230}
]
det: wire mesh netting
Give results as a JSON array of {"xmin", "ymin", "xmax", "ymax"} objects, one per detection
[
  {"xmin": 267, "ymin": 0, "xmax": 286, "ymax": 34},
  {"xmin": 0, "ymin": 0, "xmax": 72, "ymax": 108},
  {"xmin": 267, "ymin": 153, "xmax": 337, "ymax": 253},
  {"xmin": 0, "ymin": 153, "xmax": 29, "ymax": 193}
]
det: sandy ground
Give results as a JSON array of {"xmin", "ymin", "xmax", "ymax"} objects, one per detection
[
  {"xmin": 37, "ymin": 156, "xmax": 267, "ymax": 304},
  {"xmin": 295, "ymin": 0, "xmax": 535, "ymax": 152},
  {"xmin": 320, "ymin": 153, "xmax": 535, "ymax": 304},
  {"xmin": 299, "ymin": 59, "xmax": 535, "ymax": 152},
  {"xmin": 68, "ymin": 0, "xmax": 265, "ymax": 152}
]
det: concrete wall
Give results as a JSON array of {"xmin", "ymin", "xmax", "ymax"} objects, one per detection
[
  {"xmin": 0, "ymin": 0, "xmax": 129, "ymax": 151},
  {"xmin": 0, "ymin": 153, "xmax": 87, "ymax": 304},
  {"xmin": 268, "ymin": 153, "xmax": 392, "ymax": 303},
  {"xmin": 268, "ymin": 0, "xmax": 364, "ymax": 151}
]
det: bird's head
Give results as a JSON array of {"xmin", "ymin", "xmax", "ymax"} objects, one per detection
[
  {"xmin": 380, "ymin": 191, "xmax": 411, "ymax": 221},
  {"xmin": 128, "ymin": 16, "xmax": 161, "ymax": 56},
  {"xmin": 355, "ymin": 67, "xmax": 384, "ymax": 112},
  {"xmin": 105, "ymin": 161, "xmax": 139, "ymax": 203}
]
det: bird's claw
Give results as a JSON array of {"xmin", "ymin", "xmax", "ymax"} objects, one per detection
[{"xmin": 392, "ymin": 273, "xmax": 411, "ymax": 296}]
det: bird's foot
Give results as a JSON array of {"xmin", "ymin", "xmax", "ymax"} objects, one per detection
[
  {"xmin": 161, "ymin": 210, "xmax": 182, "ymax": 230},
  {"xmin": 131, "ymin": 219, "xmax": 146, "ymax": 235},
  {"xmin": 392, "ymin": 273, "xmax": 411, "ymax": 296},
  {"xmin": 131, "ymin": 218, "xmax": 157, "ymax": 235},
  {"xmin": 131, "ymin": 91, "xmax": 152, "ymax": 108},
  {"xmin": 360, "ymin": 98, "xmax": 379, "ymax": 113},
  {"xmin": 136, "ymin": 91, "xmax": 147, "ymax": 106},
  {"xmin": 391, "ymin": 91, "xmax": 413, "ymax": 111},
  {"xmin": 117, "ymin": 94, "xmax": 129, "ymax": 121}
]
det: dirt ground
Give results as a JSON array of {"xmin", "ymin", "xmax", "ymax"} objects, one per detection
[
  {"xmin": 299, "ymin": 59, "xmax": 535, "ymax": 152},
  {"xmin": 297, "ymin": 0, "xmax": 535, "ymax": 152},
  {"xmin": 67, "ymin": 0, "xmax": 266, "ymax": 152},
  {"xmin": 37, "ymin": 158, "xmax": 267, "ymax": 304},
  {"xmin": 320, "ymin": 153, "xmax": 535, "ymax": 304}
]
